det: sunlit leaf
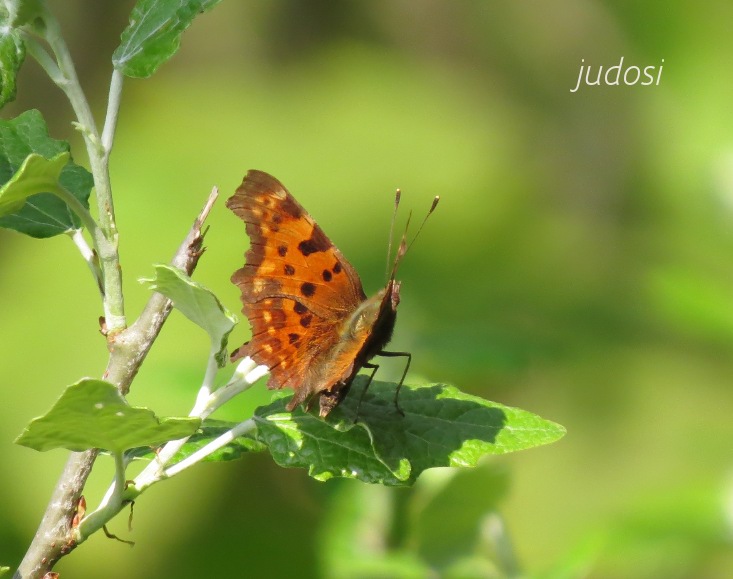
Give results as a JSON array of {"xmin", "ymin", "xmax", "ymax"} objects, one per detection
[
  {"xmin": 15, "ymin": 378, "xmax": 201, "ymax": 454},
  {"xmin": 0, "ymin": 152, "xmax": 68, "ymax": 215},
  {"xmin": 254, "ymin": 379, "xmax": 565, "ymax": 486},
  {"xmin": 140, "ymin": 264, "xmax": 237, "ymax": 366}
]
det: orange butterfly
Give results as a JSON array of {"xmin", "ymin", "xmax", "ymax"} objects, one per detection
[{"xmin": 227, "ymin": 170, "xmax": 437, "ymax": 417}]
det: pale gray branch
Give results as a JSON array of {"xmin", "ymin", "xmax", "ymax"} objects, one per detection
[{"xmin": 14, "ymin": 188, "xmax": 219, "ymax": 579}]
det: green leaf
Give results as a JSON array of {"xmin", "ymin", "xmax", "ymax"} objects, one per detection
[
  {"xmin": 0, "ymin": 110, "xmax": 93, "ymax": 237},
  {"xmin": 254, "ymin": 379, "xmax": 566, "ymax": 486},
  {"xmin": 123, "ymin": 419, "xmax": 265, "ymax": 463},
  {"xmin": 15, "ymin": 378, "xmax": 201, "ymax": 454},
  {"xmin": 256, "ymin": 396, "xmax": 405, "ymax": 485},
  {"xmin": 113, "ymin": 0, "xmax": 222, "ymax": 78},
  {"xmin": 0, "ymin": 565, "xmax": 10, "ymax": 577},
  {"xmin": 140, "ymin": 264, "xmax": 237, "ymax": 366},
  {"xmin": 0, "ymin": 152, "xmax": 68, "ymax": 215},
  {"xmin": 0, "ymin": 24, "xmax": 25, "ymax": 107}
]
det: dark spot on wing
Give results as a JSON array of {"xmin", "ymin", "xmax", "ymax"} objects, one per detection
[
  {"xmin": 298, "ymin": 226, "xmax": 331, "ymax": 256},
  {"xmin": 284, "ymin": 264, "xmax": 295, "ymax": 276},
  {"xmin": 293, "ymin": 302, "xmax": 308, "ymax": 315},
  {"xmin": 300, "ymin": 282, "xmax": 316, "ymax": 297},
  {"xmin": 322, "ymin": 269, "xmax": 332, "ymax": 282},
  {"xmin": 332, "ymin": 261, "xmax": 342, "ymax": 274},
  {"xmin": 300, "ymin": 314, "xmax": 312, "ymax": 328},
  {"xmin": 277, "ymin": 245, "xmax": 288, "ymax": 257},
  {"xmin": 288, "ymin": 333, "xmax": 300, "ymax": 345}
]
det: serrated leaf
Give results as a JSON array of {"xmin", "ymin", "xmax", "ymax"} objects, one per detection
[
  {"xmin": 140, "ymin": 264, "xmax": 237, "ymax": 366},
  {"xmin": 113, "ymin": 0, "xmax": 222, "ymax": 78},
  {"xmin": 122, "ymin": 419, "xmax": 264, "ymax": 463},
  {"xmin": 15, "ymin": 378, "xmax": 201, "ymax": 454},
  {"xmin": 255, "ymin": 379, "xmax": 566, "ymax": 486},
  {"xmin": 0, "ymin": 24, "xmax": 25, "ymax": 107},
  {"xmin": 0, "ymin": 110, "xmax": 93, "ymax": 237}
]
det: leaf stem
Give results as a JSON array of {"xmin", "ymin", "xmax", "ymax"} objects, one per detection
[
  {"xmin": 35, "ymin": 4, "xmax": 126, "ymax": 331},
  {"xmin": 190, "ymin": 346, "xmax": 223, "ymax": 417},
  {"xmin": 101, "ymin": 69, "xmax": 124, "ymax": 155},
  {"xmin": 50, "ymin": 183, "xmax": 99, "ymax": 238},
  {"xmin": 22, "ymin": 35, "xmax": 63, "ymax": 83},
  {"xmin": 132, "ymin": 357, "xmax": 264, "ymax": 493},
  {"xmin": 75, "ymin": 451, "xmax": 127, "ymax": 541},
  {"xmin": 165, "ymin": 419, "xmax": 256, "ymax": 478},
  {"xmin": 68, "ymin": 229, "xmax": 103, "ymax": 295}
]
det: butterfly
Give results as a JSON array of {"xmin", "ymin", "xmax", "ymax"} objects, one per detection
[{"xmin": 226, "ymin": 170, "xmax": 437, "ymax": 417}]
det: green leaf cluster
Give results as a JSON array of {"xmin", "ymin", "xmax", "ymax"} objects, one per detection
[
  {"xmin": 22, "ymin": 376, "xmax": 563, "ymax": 489},
  {"xmin": 0, "ymin": 110, "xmax": 92, "ymax": 237},
  {"xmin": 0, "ymin": 0, "xmax": 228, "ymax": 238},
  {"xmin": 5, "ymin": 2, "xmax": 568, "ymax": 571}
]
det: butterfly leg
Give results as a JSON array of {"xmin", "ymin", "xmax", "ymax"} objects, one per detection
[
  {"xmin": 353, "ymin": 362, "xmax": 380, "ymax": 422},
  {"xmin": 376, "ymin": 351, "xmax": 411, "ymax": 416}
]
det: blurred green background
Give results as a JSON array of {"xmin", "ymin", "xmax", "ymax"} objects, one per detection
[{"xmin": 2, "ymin": 1, "xmax": 733, "ymax": 577}]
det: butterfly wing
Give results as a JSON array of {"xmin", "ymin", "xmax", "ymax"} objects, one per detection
[{"xmin": 227, "ymin": 170, "xmax": 368, "ymax": 406}]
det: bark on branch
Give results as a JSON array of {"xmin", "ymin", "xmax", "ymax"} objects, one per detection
[{"xmin": 14, "ymin": 187, "xmax": 219, "ymax": 579}]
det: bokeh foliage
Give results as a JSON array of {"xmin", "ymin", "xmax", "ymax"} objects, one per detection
[{"xmin": 1, "ymin": 1, "xmax": 732, "ymax": 577}]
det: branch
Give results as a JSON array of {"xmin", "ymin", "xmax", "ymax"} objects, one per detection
[
  {"xmin": 34, "ymin": 5, "xmax": 126, "ymax": 332},
  {"xmin": 14, "ymin": 187, "xmax": 219, "ymax": 579}
]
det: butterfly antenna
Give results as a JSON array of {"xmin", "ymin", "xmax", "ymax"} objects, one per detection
[
  {"xmin": 405, "ymin": 195, "xmax": 440, "ymax": 255},
  {"xmin": 389, "ymin": 210, "xmax": 412, "ymax": 280},
  {"xmin": 388, "ymin": 193, "xmax": 439, "ymax": 281},
  {"xmin": 385, "ymin": 189, "xmax": 401, "ymax": 279}
]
